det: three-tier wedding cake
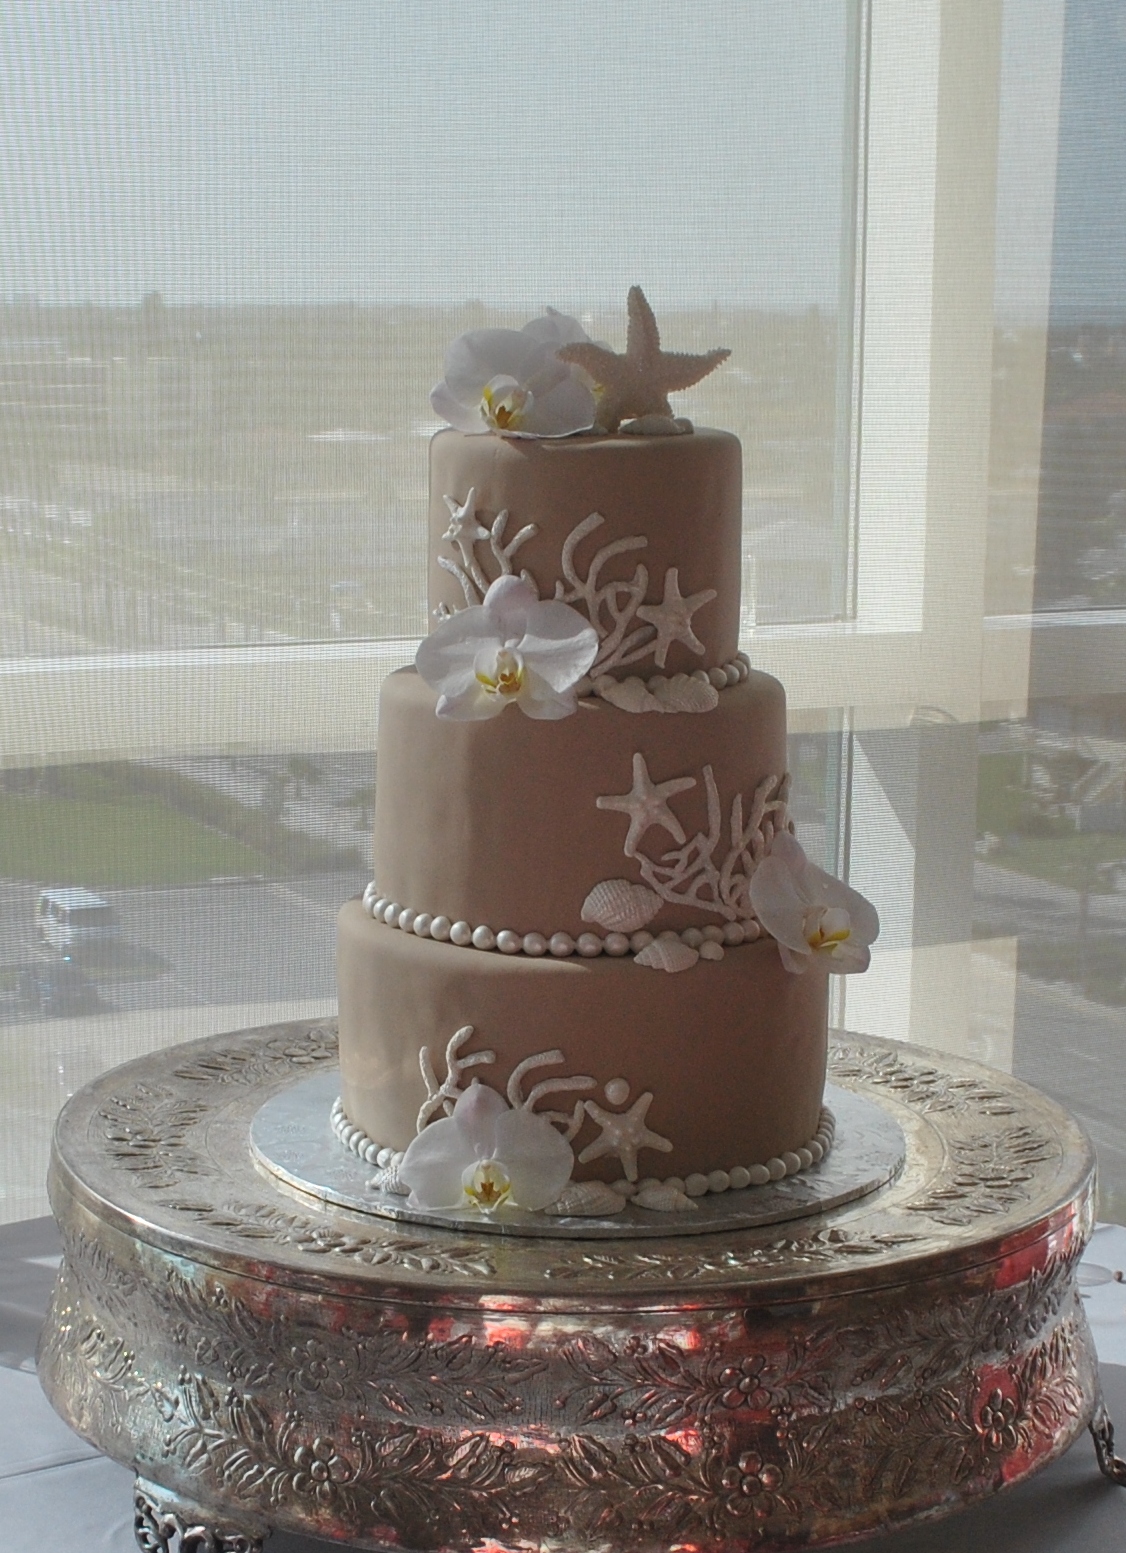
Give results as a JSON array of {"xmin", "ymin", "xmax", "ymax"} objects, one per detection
[{"xmin": 334, "ymin": 289, "xmax": 877, "ymax": 1222}]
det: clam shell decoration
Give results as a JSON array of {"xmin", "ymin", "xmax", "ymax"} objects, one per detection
[
  {"xmin": 594, "ymin": 675, "xmax": 662, "ymax": 713},
  {"xmin": 651, "ymin": 673, "xmax": 720, "ymax": 714},
  {"xmin": 544, "ymin": 1180, "xmax": 627, "ymax": 1217},
  {"xmin": 634, "ymin": 937, "xmax": 700, "ymax": 973},
  {"xmin": 582, "ymin": 879, "xmax": 662, "ymax": 933},
  {"xmin": 633, "ymin": 1181, "xmax": 697, "ymax": 1212}
]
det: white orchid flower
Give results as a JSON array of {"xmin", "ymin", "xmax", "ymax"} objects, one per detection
[
  {"xmin": 415, "ymin": 574, "xmax": 598, "ymax": 721},
  {"xmin": 430, "ymin": 308, "xmax": 598, "ymax": 437},
  {"xmin": 749, "ymin": 831, "xmax": 880, "ymax": 975},
  {"xmin": 399, "ymin": 1081, "xmax": 575, "ymax": 1212}
]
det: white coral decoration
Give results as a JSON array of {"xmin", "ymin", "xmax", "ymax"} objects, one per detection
[
  {"xmin": 398, "ymin": 1082, "xmax": 575, "ymax": 1213},
  {"xmin": 749, "ymin": 831, "xmax": 879, "ymax": 975},
  {"xmin": 430, "ymin": 309, "xmax": 598, "ymax": 438},
  {"xmin": 416, "ymin": 574, "xmax": 598, "ymax": 721}
]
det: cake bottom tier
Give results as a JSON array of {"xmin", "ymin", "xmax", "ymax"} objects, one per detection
[{"xmin": 338, "ymin": 900, "xmax": 828, "ymax": 1184}]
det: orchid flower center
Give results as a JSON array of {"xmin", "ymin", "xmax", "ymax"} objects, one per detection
[
  {"xmin": 462, "ymin": 1159, "xmax": 511, "ymax": 1212},
  {"xmin": 481, "ymin": 377, "xmax": 532, "ymax": 431},
  {"xmin": 476, "ymin": 646, "xmax": 525, "ymax": 698},
  {"xmin": 804, "ymin": 905, "xmax": 852, "ymax": 953}
]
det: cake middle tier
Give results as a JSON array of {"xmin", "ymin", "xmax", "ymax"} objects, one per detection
[{"xmin": 373, "ymin": 666, "xmax": 788, "ymax": 940}]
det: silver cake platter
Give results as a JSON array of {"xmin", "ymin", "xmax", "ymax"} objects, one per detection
[
  {"xmin": 250, "ymin": 1073, "xmax": 904, "ymax": 1238},
  {"xmin": 38, "ymin": 1021, "xmax": 1126, "ymax": 1553}
]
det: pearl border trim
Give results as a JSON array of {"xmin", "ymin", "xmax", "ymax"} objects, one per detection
[
  {"xmin": 361, "ymin": 880, "xmax": 761, "ymax": 962},
  {"xmin": 331, "ymin": 1096, "xmax": 835, "ymax": 1203}
]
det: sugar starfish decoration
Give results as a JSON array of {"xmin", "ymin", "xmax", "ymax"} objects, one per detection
[
  {"xmin": 578, "ymin": 1091, "xmax": 673, "ymax": 1182},
  {"xmin": 443, "ymin": 488, "xmax": 489, "ymax": 548},
  {"xmin": 557, "ymin": 285, "xmax": 730, "ymax": 433},
  {"xmin": 596, "ymin": 752, "xmax": 697, "ymax": 858},
  {"xmin": 635, "ymin": 567, "xmax": 717, "ymax": 668}
]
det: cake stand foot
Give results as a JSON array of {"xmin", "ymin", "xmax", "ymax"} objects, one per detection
[
  {"xmin": 1090, "ymin": 1398, "xmax": 1126, "ymax": 1485},
  {"xmin": 134, "ymin": 1477, "xmax": 269, "ymax": 1552}
]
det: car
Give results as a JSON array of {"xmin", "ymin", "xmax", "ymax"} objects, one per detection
[{"xmin": 36, "ymin": 888, "xmax": 121, "ymax": 953}]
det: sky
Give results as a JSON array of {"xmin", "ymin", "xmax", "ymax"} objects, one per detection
[
  {"xmin": 1, "ymin": 2, "xmax": 1120, "ymax": 322},
  {"xmin": 1048, "ymin": 0, "xmax": 1126, "ymax": 325},
  {"xmin": 0, "ymin": 1, "xmax": 851, "ymax": 311}
]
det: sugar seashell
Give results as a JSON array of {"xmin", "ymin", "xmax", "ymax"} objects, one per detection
[
  {"xmin": 369, "ymin": 1164, "xmax": 410, "ymax": 1197},
  {"xmin": 582, "ymin": 879, "xmax": 662, "ymax": 933},
  {"xmin": 699, "ymin": 941, "xmax": 725, "ymax": 962},
  {"xmin": 634, "ymin": 937, "xmax": 700, "ymax": 973},
  {"xmin": 620, "ymin": 412, "xmax": 685, "ymax": 437},
  {"xmin": 649, "ymin": 673, "xmax": 720, "ymax": 714},
  {"xmin": 633, "ymin": 1181, "xmax": 698, "ymax": 1212},
  {"xmin": 544, "ymin": 1181, "xmax": 626, "ymax": 1217},
  {"xmin": 595, "ymin": 674, "xmax": 663, "ymax": 714}
]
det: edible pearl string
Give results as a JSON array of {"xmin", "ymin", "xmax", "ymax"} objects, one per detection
[
  {"xmin": 361, "ymin": 880, "xmax": 760, "ymax": 962},
  {"xmin": 330, "ymin": 1095, "xmax": 835, "ymax": 1205}
]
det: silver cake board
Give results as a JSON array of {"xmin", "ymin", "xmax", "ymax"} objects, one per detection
[{"xmin": 250, "ymin": 1069, "xmax": 905, "ymax": 1239}]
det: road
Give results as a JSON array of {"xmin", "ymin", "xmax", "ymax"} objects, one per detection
[{"xmin": 0, "ymin": 870, "xmax": 361, "ymax": 1021}]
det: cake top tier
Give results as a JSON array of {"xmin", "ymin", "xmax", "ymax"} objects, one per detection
[{"xmin": 428, "ymin": 426, "xmax": 744, "ymax": 680}]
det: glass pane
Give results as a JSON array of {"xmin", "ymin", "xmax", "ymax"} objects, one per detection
[
  {"xmin": 0, "ymin": 3, "xmax": 855, "ymax": 661},
  {"xmin": 0, "ymin": 4, "xmax": 857, "ymax": 1221}
]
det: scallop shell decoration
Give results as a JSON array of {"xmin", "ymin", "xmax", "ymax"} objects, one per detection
[
  {"xmin": 581, "ymin": 879, "xmax": 662, "ymax": 933},
  {"xmin": 594, "ymin": 675, "xmax": 662, "ymax": 713},
  {"xmin": 651, "ymin": 673, "xmax": 720, "ymax": 713},
  {"xmin": 634, "ymin": 937, "xmax": 700, "ymax": 973},
  {"xmin": 544, "ymin": 1180, "xmax": 627, "ymax": 1217},
  {"xmin": 633, "ymin": 1181, "xmax": 697, "ymax": 1212}
]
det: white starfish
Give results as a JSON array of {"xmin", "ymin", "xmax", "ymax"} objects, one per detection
[
  {"xmin": 557, "ymin": 286, "xmax": 730, "ymax": 433},
  {"xmin": 635, "ymin": 568, "xmax": 717, "ymax": 668},
  {"xmin": 596, "ymin": 753, "xmax": 696, "ymax": 858},
  {"xmin": 578, "ymin": 1092, "xmax": 673, "ymax": 1183},
  {"xmin": 443, "ymin": 488, "xmax": 490, "ymax": 547}
]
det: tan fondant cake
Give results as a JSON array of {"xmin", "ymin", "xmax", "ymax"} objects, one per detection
[{"xmin": 336, "ymin": 292, "xmax": 877, "ymax": 1219}]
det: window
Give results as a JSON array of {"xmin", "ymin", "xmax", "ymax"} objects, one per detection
[{"xmin": 1, "ymin": 0, "xmax": 1122, "ymax": 1228}]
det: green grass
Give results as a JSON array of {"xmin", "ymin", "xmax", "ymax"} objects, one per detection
[
  {"xmin": 976, "ymin": 752, "xmax": 1027, "ymax": 836},
  {"xmin": 0, "ymin": 792, "xmax": 274, "ymax": 887},
  {"xmin": 977, "ymin": 752, "xmax": 1126, "ymax": 892},
  {"xmin": 995, "ymin": 831, "xmax": 1126, "ymax": 893}
]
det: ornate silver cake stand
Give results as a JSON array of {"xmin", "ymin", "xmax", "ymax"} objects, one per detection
[{"xmin": 38, "ymin": 1022, "xmax": 1126, "ymax": 1553}]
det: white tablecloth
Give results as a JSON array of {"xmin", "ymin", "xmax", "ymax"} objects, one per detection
[{"xmin": 4, "ymin": 1223, "xmax": 1126, "ymax": 1552}]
